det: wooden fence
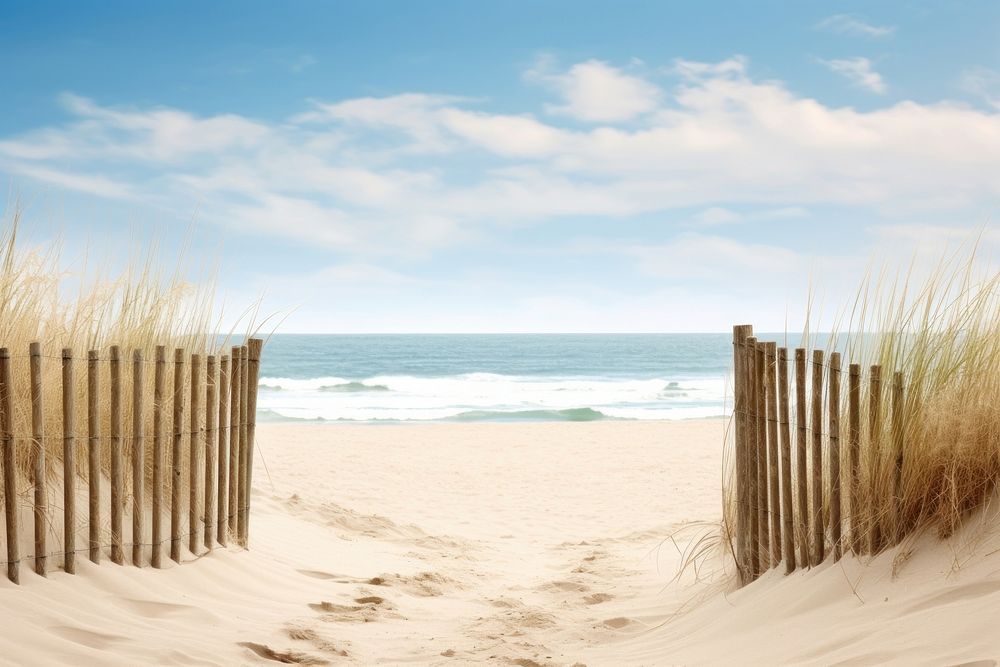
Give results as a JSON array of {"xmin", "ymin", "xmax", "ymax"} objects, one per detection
[
  {"xmin": 0, "ymin": 338, "xmax": 262, "ymax": 584},
  {"xmin": 732, "ymin": 325, "xmax": 905, "ymax": 585}
]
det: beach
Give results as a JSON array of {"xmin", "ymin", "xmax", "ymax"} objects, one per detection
[
  {"xmin": 0, "ymin": 420, "xmax": 722, "ymax": 665},
  {"xmin": 5, "ymin": 2, "xmax": 1000, "ymax": 663},
  {"xmin": 3, "ymin": 419, "xmax": 1000, "ymax": 665}
]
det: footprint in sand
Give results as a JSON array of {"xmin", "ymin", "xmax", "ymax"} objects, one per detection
[
  {"xmin": 489, "ymin": 597, "xmax": 521, "ymax": 608},
  {"xmin": 238, "ymin": 641, "xmax": 329, "ymax": 665},
  {"xmin": 285, "ymin": 626, "xmax": 350, "ymax": 658},
  {"xmin": 296, "ymin": 568, "xmax": 425, "ymax": 599},
  {"xmin": 309, "ymin": 597, "xmax": 400, "ymax": 623},
  {"xmin": 583, "ymin": 593, "xmax": 614, "ymax": 605},
  {"xmin": 309, "ymin": 601, "xmax": 362, "ymax": 613},
  {"xmin": 601, "ymin": 616, "xmax": 634, "ymax": 630},
  {"xmin": 354, "ymin": 596, "xmax": 385, "ymax": 605},
  {"xmin": 365, "ymin": 571, "xmax": 455, "ymax": 597},
  {"xmin": 572, "ymin": 549, "xmax": 612, "ymax": 574},
  {"xmin": 296, "ymin": 570, "xmax": 460, "ymax": 598},
  {"xmin": 539, "ymin": 580, "xmax": 590, "ymax": 594},
  {"xmin": 474, "ymin": 602, "xmax": 557, "ymax": 634}
]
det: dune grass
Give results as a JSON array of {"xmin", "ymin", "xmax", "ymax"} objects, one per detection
[
  {"xmin": 719, "ymin": 238, "xmax": 1000, "ymax": 581},
  {"xmin": 841, "ymin": 243, "xmax": 1000, "ymax": 547},
  {"xmin": 0, "ymin": 204, "xmax": 257, "ymax": 528}
]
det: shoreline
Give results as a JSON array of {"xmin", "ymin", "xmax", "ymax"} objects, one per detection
[{"xmin": 255, "ymin": 414, "xmax": 730, "ymax": 426}]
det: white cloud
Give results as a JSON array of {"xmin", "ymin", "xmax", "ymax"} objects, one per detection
[
  {"xmin": 959, "ymin": 67, "xmax": 1000, "ymax": 110},
  {"xmin": 628, "ymin": 234, "xmax": 805, "ymax": 281},
  {"xmin": 687, "ymin": 206, "xmax": 809, "ymax": 226},
  {"xmin": 820, "ymin": 57, "xmax": 887, "ymax": 94},
  {"xmin": 817, "ymin": 14, "xmax": 894, "ymax": 38},
  {"xmin": 691, "ymin": 207, "xmax": 742, "ymax": 226},
  {"xmin": 305, "ymin": 262, "xmax": 417, "ymax": 286},
  {"xmin": 0, "ymin": 94, "xmax": 270, "ymax": 164},
  {"xmin": 63, "ymin": 94, "xmax": 270, "ymax": 160},
  {"xmin": 0, "ymin": 160, "xmax": 134, "ymax": 199},
  {"xmin": 5, "ymin": 56, "xmax": 1000, "ymax": 258},
  {"xmin": 673, "ymin": 56, "xmax": 748, "ymax": 80},
  {"xmin": 296, "ymin": 93, "xmax": 465, "ymax": 153},
  {"xmin": 438, "ymin": 109, "xmax": 565, "ymax": 157},
  {"xmin": 528, "ymin": 59, "xmax": 662, "ymax": 122}
]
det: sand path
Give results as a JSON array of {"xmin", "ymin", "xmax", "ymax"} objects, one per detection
[
  {"xmin": 5, "ymin": 419, "xmax": 1000, "ymax": 665},
  {"xmin": 242, "ymin": 420, "xmax": 723, "ymax": 665},
  {"xmin": 0, "ymin": 420, "xmax": 723, "ymax": 665}
]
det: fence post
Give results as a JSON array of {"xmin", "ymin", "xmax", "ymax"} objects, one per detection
[
  {"xmin": 110, "ymin": 345, "xmax": 124, "ymax": 565},
  {"xmin": 189, "ymin": 353, "xmax": 201, "ymax": 555},
  {"xmin": 0, "ymin": 349, "xmax": 19, "ymax": 584},
  {"xmin": 132, "ymin": 350, "xmax": 144, "ymax": 567},
  {"xmin": 152, "ymin": 346, "xmax": 165, "ymax": 569},
  {"xmin": 778, "ymin": 347, "xmax": 795, "ymax": 573},
  {"xmin": 754, "ymin": 342, "xmax": 769, "ymax": 573},
  {"xmin": 228, "ymin": 346, "xmax": 242, "ymax": 536},
  {"xmin": 829, "ymin": 352, "xmax": 842, "ymax": 562},
  {"xmin": 732, "ymin": 325, "xmax": 752, "ymax": 584},
  {"xmin": 238, "ymin": 345, "xmax": 250, "ymax": 546},
  {"xmin": 62, "ymin": 349, "xmax": 76, "ymax": 574},
  {"xmin": 171, "ymin": 348, "xmax": 184, "ymax": 563},
  {"xmin": 848, "ymin": 364, "xmax": 861, "ymax": 555},
  {"xmin": 892, "ymin": 371, "xmax": 905, "ymax": 545},
  {"xmin": 745, "ymin": 336, "xmax": 759, "ymax": 579},
  {"xmin": 87, "ymin": 350, "xmax": 101, "ymax": 564},
  {"xmin": 795, "ymin": 349, "xmax": 808, "ymax": 568},
  {"xmin": 205, "ymin": 355, "xmax": 216, "ymax": 550},
  {"xmin": 218, "ymin": 354, "xmax": 230, "ymax": 547},
  {"xmin": 811, "ymin": 349, "xmax": 824, "ymax": 566},
  {"xmin": 731, "ymin": 326, "xmax": 744, "ymax": 582},
  {"xmin": 869, "ymin": 365, "xmax": 883, "ymax": 554},
  {"xmin": 29, "ymin": 343, "xmax": 46, "ymax": 577},
  {"xmin": 765, "ymin": 342, "xmax": 781, "ymax": 567},
  {"xmin": 243, "ymin": 338, "xmax": 263, "ymax": 547}
]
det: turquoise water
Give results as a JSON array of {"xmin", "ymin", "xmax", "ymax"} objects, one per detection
[{"xmin": 256, "ymin": 333, "xmax": 745, "ymax": 422}]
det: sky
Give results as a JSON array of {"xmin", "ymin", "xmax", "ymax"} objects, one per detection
[{"xmin": 2, "ymin": 0, "xmax": 1000, "ymax": 333}]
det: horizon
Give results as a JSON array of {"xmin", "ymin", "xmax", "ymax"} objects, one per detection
[
  {"xmin": 3, "ymin": 1, "xmax": 1000, "ymax": 333},
  {"xmin": 269, "ymin": 332, "xmax": 716, "ymax": 335}
]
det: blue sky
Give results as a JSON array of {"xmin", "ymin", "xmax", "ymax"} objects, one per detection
[{"xmin": 2, "ymin": 1, "xmax": 1000, "ymax": 332}]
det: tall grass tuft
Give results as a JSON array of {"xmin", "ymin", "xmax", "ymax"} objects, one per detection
[
  {"xmin": 719, "ymin": 238, "xmax": 1000, "ymax": 581},
  {"xmin": 842, "ymin": 242, "xmax": 1000, "ymax": 547},
  {"xmin": 0, "ymin": 204, "xmax": 252, "ymax": 525}
]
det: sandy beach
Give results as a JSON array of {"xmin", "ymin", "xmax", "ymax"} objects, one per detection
[
  {"xmin": 0, "ymin": 420, "xmax": 720, "ymax": 665},
  {"xmin": 2, "ymin": 419, "xmax": 1000, "ymax": 666}
]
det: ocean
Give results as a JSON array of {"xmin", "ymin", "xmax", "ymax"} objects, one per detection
[{"xmin": 256, "ymin": 333, "xmax": 740, "ymax": 422}]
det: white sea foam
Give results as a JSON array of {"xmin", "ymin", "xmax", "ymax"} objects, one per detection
[{"xmin": 256, "ymin": 373, "xmax": 727, "ymax": 422}]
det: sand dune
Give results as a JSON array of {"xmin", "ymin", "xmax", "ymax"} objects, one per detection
[{"xmin": 1, "ymin": 419, "xmax": 999, "ymax": 665}]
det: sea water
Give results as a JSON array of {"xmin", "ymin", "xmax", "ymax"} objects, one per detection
[{"xmin": 255, "ymin": 333, "xmax": 744, "ymax": 422}]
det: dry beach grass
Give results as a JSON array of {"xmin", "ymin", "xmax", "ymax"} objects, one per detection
[{"xmin": 718, "ymin": 240, "xmax": 1000, "ymax": 584}]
